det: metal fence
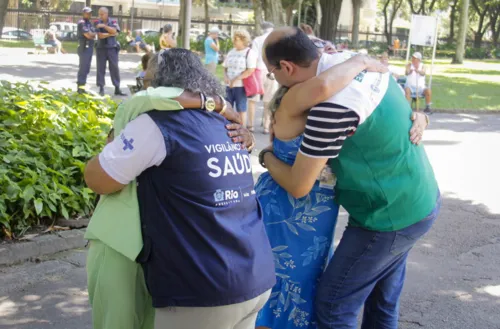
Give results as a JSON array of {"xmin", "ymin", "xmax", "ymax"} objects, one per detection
[
  {"xmin": 4, "ymin": 9, "xmax": 253, "ymax": 37},
  {"xmin": 5, "ymin": 8, "xmax": 426, "ymax": 52}
]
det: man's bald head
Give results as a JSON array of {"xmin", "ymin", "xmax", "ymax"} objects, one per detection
[
  {"xmin": 98, "ymin": 7, "xmax": 109, "ymax": 20},
  {"xmin": 263, "ymin": 27, "xmax": 320, "ymax": 87},
  {"xmin": 264, "ymin": 27, "xmax": 319, "ymax": 68}
]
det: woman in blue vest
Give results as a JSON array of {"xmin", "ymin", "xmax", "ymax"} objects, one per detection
[
  {"xmin": 85, "ymin": 48, "xmax": 275, "ymax": 329},
  {"xmin": 253, "ymin": 48, "xmax": 430, "ymax": 328}
]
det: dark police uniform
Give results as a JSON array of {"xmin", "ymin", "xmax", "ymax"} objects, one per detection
[
  {"xmin": 95, "ymin": 18, "xmax": 121, "ymax": 90},
  {"xmin": 76, "ymin": 16, "xmax": 95, "ymax": 89}
]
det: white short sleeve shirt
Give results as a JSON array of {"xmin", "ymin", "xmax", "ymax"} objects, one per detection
[
  {"xmin": 99, "ymin": 114, "xmax": 167, "ymax": 185},
  {"xmin": 223, "ymin": 47, "xmax": 258, "ymax": 87}
]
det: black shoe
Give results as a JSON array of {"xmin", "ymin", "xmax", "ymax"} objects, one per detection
[
  {"xmin": 99, "ymin": 86, "xmax": 105, "ymax": 96},
  {"xmin": 424, "ymin": 107, "xmax": 433, "ymax": 115},
  {"xmin": 114, "ymin": 88, "xmax": 126, "ymax": 96},
  {"xmin": 77, "ymin": 88, "xmax": 86, "ymax": 95}
]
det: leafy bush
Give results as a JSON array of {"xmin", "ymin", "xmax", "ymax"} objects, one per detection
[
  {"xmin": 190, "ymin": 38, "xmax": 234, "ymax": 55},
  {"xmin": 143, "ymin": 34, "xmax": 160, "ymax": 51},
  {"xmin": 190, "ymin": 39, "xmax": 204, "ymax": 53},
  {"xmin": 436, "ymin": 50, "xmax": 455, "ymax": 58},
  {"xmin": 465, "ymin": 47, "xmax": 489, "ymax": 59},
  {"xmin": 218, "ymin": 38, "xmax": 234, "ymax": 54},
  {"xmin": 0, "ymin": 81, "xmax": 116, "ymax": 237},
  {"xmin": 116, "ymin": 32, "xmax": 129, "ymax": 50}
]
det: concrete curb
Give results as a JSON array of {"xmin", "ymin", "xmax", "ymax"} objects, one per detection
[{"xmin": 0, "ymin": 229, "xmax": 86, "ymax": 267}]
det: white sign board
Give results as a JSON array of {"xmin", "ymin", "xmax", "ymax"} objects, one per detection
[{"xmin": 410, "ymin": 15, "xmax": 438, "ymax": 47}]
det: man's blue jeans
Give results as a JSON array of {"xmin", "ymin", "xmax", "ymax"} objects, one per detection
[{"xmin": 316, "ymin": 196, "xmax": 441, "ymax": 329}]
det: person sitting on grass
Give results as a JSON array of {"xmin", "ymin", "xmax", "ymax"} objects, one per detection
[
  {"xmin": 45, "ymin": 28, "xmax": 65, "ymax": 54},
  {"xmin": 133, "ymin": 31, "xmax": 151, "ymax": 53},
  {"xmin": 405, "ymin": 52, "xmax": 432, "ymax": 114}
]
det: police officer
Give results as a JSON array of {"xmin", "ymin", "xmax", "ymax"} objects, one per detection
[
  {"xmin": 95, "ymin": 7, "xmax": 126, "ymax": 96},
  {"xmin": 76, "ymin": 7, "xmax": 95, "ymax": 94}
]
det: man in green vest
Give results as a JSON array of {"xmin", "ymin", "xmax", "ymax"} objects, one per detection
[{"xmin": 260, "ymin": 27, "xmax": 440, "ymax": 329}]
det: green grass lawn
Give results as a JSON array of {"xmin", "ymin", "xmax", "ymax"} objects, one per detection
[
  {"xmin": 390, "ymin": 59, "xmax": 500, "ymax": 110},
  {"xmin": 217, "ymin": 58, "xmax": 500, "ymax": 110}
]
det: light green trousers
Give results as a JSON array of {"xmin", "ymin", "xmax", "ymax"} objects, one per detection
[{"xmin": 87, "ymin": 240, "xmax": 155, "ymax": 329}]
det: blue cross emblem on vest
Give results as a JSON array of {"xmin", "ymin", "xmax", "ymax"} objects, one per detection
[{"xmin": 121, "ymin": 135, "xmax": 134, "ymax": 151}]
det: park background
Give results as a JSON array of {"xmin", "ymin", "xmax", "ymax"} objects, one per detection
[{"xmin": 1, "ymin": 1, "xmax": 500, "ymax": 328}]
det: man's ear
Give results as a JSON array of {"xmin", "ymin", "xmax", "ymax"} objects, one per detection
[{"xmin": 280, "ymin": 60, "xmax": 294, "ymax": 76}]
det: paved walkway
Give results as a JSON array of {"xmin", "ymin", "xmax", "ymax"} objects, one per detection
[{"xmin": 1, "ymin": 50, "xmax": 500, "ymax": 329}]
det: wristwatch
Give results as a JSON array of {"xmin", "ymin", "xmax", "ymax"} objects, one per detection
[
  {"xmin": 217, "ymin": 94, "xmax": 227, "ymax": 115},
  {"xmin": 424, "ymin": 113, "xmax": 430, "ymax": 127},
  {"xmin": 259, "ymin": 149, "xmax": 273, "ymax": 168},
  {"xmin": 205, "ymin": 96, "xmax": 216, "ymax": 112}
]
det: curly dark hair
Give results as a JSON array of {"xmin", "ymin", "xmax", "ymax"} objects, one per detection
[{"xmin": 153, "ymin": 48, "xmax": 223, "ymax": 96}]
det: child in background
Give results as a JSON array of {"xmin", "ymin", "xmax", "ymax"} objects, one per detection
[
  {"xmin": 138, "ymin": 53, "xmax": 151, "ymax": 79},
  {"xmin": 131, "ymin": 53, "xmax": 151, "ymax": 94}
]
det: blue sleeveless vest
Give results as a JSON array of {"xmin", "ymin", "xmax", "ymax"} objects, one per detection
[{"xmin": 137, "ymin": 110, "xmax": 275, "ymax": 308}]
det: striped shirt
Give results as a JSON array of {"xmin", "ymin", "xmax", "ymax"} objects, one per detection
[{"xmin": 299, "ymin": 102, "xmax": 360, "ymax": 158}]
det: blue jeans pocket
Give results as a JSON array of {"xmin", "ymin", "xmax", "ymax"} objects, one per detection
[{"xmin": 390, "ymin": 196, "xmax": 441, "ymax": 255}]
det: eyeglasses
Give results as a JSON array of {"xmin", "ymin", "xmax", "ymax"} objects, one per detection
[
  {"xmin": 267, "ymin": 66, "xmax": 278, "ymax": 80},
  {"xmin": 313, "ymin": 39, "xmax": 327, "ymax": 48}
]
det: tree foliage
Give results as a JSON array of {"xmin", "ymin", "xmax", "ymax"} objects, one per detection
[
  {"xmin": 490, "ymin": 1, "xmax": 500, "ymax": 47},
  {"xmin": 379, "ymin": 0, "xmax": 404, "ymax": 45},
  {"xmin": 470, "ymin": 0, "xmax": 491, "ymax": 48},
  {"xmin": 406, "ymin": 0, "xmax": 439, "ymax": 15}
]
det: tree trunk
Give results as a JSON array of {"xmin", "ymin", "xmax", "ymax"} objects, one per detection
[
  {"xmin": 297, "ymin": 0, "xmax": 302, "ymax": 27},
  {"xmin": 491, "ymin": 6, "xmax": 500, "ymax": 48},
  {"xmin": 204, "ymin": 0, "xmax": 209, "ymax": 38},
  {"xmin": 473, "ymin": 32, "xmax": 484, "ymax": 48},
  {"xmin": 303, "ymin": 5, "xmax": 309, "ymax": 25},
  {"xmin": 254, "ymin": 0, "xmax": 263, "ymax": 35},
  {"xmin": 183, "ymin": 0, "xmax": 192, "ymax": 50},
  {"xmin": 453, "ymin": 0, "xmax": 469, "ymax": 64},
  {"xmin": 351, "ymin": 0, "xmax": 362, "ymax": 49},
  {"xmin": 286, "ymin": 5, "xmax": 294, "ymax": 26},
  {"xmin": 265, "ymin": 0, "xmax": 284, "ymax": 26},
  {"xmin": 179, "ymin": 0, "xmax": 185, "ymax": 47},
  {"xmin": 470, "ymin": 0, "xmax": 490, "ymax": 49},
  {"xmin": 314, "ymin": 0, "xmax": 321, "ymax": 36},
  {"xmin": 447, "ymin": 0, "xmax": 458, "ymax": 44},
  {"xmin": 86, "ymin": 0, "xmax": 91, "ymax": 6},
  {"xmin": 319, "ymin": 0, "xmax": 342, "ymax": 41},
  {"xmin": 0, "ymin": 0, "xmax": 8, "ymax": 37}
]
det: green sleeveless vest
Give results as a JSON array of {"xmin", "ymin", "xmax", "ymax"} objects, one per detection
[{"xmin": 330, "ymin": 78, "xmax": 438, "ymax": 231}]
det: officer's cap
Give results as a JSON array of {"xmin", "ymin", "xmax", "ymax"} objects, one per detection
[{"xmin": 82, "ymin": 7, "xmax": 92, "ymax": 13}]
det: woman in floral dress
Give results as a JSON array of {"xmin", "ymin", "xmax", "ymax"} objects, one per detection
[{"xmin": 255, "ymin": 54, "xmax": 430, "ymax": 328}]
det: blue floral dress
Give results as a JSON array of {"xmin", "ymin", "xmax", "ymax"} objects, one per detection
[{"xmin": 255, "ymin": 136, "xmax": 340, "ymax": 329}]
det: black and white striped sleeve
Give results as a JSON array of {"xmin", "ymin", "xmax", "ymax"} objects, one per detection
[{"xmin": 299, "ymin": 102, "xmax": 359, "ymax": 158}]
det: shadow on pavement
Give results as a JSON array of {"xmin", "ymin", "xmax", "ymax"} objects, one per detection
[{"xmin": 398, "ymin": 193, "xmax": 500, "ymax": 329}]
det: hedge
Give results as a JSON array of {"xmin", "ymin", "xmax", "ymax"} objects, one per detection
[{"xmin": 0, "ymin": 81, "xmax": 116, "ymax": 238}]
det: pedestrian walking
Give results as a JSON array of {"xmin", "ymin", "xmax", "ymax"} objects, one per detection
[
  {"xmin": 204, "ymin": 27, "xmax": 220, "ymax": 74},
  {"xmin": 95, "ymin": 7, "xmax": 126, "ymax": 96},
  {"xmin": 76, "ymin": 7, "xmax": 95, "ymax": 94}
]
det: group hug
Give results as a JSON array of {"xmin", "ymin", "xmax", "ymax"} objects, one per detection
[{"xmin": 83, "ymin": 26, "xmax": 440, "ymax": 329}]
